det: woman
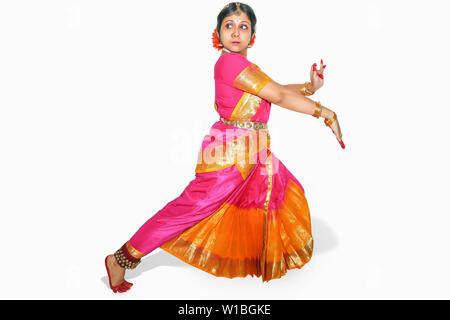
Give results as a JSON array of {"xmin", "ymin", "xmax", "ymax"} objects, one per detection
[{"xmin": 105, "ymin": 2, "xmax": 344, "ymax": 293}]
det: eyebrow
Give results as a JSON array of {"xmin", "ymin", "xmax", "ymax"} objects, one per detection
[{"xmin": 224, "ymin": 20, "xmax": 250, "ymax": 24}]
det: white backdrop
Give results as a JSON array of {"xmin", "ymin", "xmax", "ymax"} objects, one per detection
[{"xmin": 1, "ymin": 0, "xmax": 449, "ymax": 299}]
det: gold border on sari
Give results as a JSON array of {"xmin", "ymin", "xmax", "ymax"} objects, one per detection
[
  {"xmin": 125, "ymin": 241, "xmax": 146, "ymax": 259},
  {"xmin": 195, "ymin": 130, "xmax": 270, "ymax": 180},
  {"xmin": 159, "ymin": 177, "xmax": 313, "ymax": 283},
  {"xmin": 261, "ymin": 151, "xmax": 273, "ymax": 281},
  {"xmin": 229, "ymin": 92, "xmax": 263, "ymax": 121}
]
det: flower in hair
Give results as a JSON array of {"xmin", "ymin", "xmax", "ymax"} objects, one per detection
[
  {"xmin": 249, "ymin": 34, "xmax": 256, "ymax": 47},
  {"xmin": 212, "ymin": 28, "xmax": 222, "ymax": 51}
]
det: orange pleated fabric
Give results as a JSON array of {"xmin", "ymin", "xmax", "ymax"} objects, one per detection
[{"xmin": 160, "ymin": 174, "xmax": 313, "ymax": 282}]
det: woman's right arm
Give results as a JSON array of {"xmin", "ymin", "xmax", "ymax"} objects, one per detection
[
  {"xmin": 258, "ymin": 80, "xmax": 334, "ymax": 120},
  {"xmin": 258, "ymin": 80, "xmax": 343, "ymax": 143}
]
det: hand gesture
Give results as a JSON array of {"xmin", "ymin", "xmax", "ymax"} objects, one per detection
[
  {"xmin": 310, "ymin": 59, "xmax": 326, "ymax": 92},
  {"xmin": 327, "ymin": 115, "xmax": 345, "ymax": 149}
]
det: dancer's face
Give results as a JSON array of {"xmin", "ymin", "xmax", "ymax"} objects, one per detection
[{"xmin": 218, "ymin": 11, "xmax": 252, "ymax": 54}]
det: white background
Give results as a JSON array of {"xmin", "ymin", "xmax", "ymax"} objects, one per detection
[{"xmin": 0, "ymin": 0, "xmax": 449, "ymax": 299}]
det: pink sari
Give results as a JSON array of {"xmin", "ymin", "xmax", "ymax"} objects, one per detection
[{"xmin": 123, "ymin": 52, "xmax": 313, "ymax": 282}]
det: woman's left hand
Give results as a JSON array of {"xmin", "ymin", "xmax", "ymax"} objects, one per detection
[{"xmin": 310, "ymin": 59, "xmax": 326, "ymax": 91}]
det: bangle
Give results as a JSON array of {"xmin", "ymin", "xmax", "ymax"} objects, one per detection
[
  {"xmin": 324, "ymin": 112, "xmax": 337, "ymax": 127},
  {"xmin": 300, "ymin": 82, "xmax": 315, "ymax": 96},
  {"xmin": 313, "ymin": 101, "xmax": 323, "ymax": 118}
]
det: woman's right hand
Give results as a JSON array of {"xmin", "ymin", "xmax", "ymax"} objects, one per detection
[{"xmin": 328, "ymin": 116, "xmax": 345, "ymax": 149}]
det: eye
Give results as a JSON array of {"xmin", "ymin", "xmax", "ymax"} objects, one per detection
[{"xmin": 225, "ymin": 23, "xmax": 249, "ymax": 30}]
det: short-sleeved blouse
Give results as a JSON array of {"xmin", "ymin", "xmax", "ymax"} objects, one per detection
[{"xmin": 214, "ymin": 52, "xmax": 272, "ymax": 123}]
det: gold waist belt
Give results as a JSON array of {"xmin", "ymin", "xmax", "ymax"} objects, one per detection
[{"xmin": 220, "ymin": 117, "xmax": 268, "ymax": 131}]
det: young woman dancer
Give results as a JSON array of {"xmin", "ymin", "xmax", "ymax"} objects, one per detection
[{"xmin": 105, "ymin": 2, "xmax": 344, "ymax": 293}]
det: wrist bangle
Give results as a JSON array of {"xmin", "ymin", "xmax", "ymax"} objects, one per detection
[
  {"xmin": 324, "ymin": 112, "xmax": 337, "ymax": 127},
  {"xmin": 300, "ymin": 82, "xmax": 315, "ymax": 96},
  {"xmin": 313, "ymin": 101, "xmax": 323, "ymax": 118}
]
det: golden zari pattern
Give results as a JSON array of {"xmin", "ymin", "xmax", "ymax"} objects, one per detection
[
  {"xmin": 159, "ymin": 178, "xmax": 313, "ymax": 282},
  {"xmin": 219, "ymin": 117, "xmax": 268, "ymax": 131},
  {"xmin": 195, "ymin": 130, "xmax": 270, "ymax": 180},
  {"xmin": 233, "ymin": 63, "xmax": 272, "ymax": 95},
  {"xmin": 229, "ymin": 92, "xmax": 263, "ymax": 121},
  {"xmin": 125, "ymin": 241, "xmax": 146, "ymax": 259},
  {"xmin": 260, "ymin": 151, "xmax": 273, "ymax": 281}
]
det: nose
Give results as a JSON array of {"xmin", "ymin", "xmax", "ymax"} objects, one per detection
[{"xmin": 232, "ymin": 27, "xmax": 240, "ymax": 38}]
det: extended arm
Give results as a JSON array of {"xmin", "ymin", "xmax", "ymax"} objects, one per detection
[
  {"xmin": 258, "ymin": 80, "xmax": 333, "ymax": 120},
  {"xmin": 230, "ymin": 59, "xmax": 342, "ymax": 147},
  {"xmin": 284, "ymin": 83, "xmax": 315, "ymax": 96}
]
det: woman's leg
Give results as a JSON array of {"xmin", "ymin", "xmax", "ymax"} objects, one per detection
[{"xmin": 107, "ymin": 165, "xmax": 245, "ymax": 284}]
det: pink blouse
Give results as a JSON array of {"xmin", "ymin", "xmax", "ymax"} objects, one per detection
[{"xmin": 214, "ymin": 52, "xmax": 272, "ymax": 123}]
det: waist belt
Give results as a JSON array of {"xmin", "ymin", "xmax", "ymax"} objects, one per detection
[{"xmin": 220, "ymin": 117, "xmax": 268, "ymax": 131}]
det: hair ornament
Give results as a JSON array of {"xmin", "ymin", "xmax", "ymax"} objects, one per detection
[{"xmin": 212, "ymin": 28, "xmax": 223, "ymax": 51}]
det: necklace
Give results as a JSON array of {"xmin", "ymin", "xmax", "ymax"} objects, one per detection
[{"xmin": 222, "ymin": 47, "xmax": 231, "ymax": 53}]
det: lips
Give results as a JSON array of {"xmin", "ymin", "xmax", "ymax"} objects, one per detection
[{"xmin": 232, "ymin": 41, "xmax": 240, "ymax": 44}]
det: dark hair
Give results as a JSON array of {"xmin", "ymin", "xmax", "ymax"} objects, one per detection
[{"xmin": 216, "ymin": 2, "xmax": 257, "ymax": 39}]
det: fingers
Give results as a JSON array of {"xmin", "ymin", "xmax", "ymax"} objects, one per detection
[
  {"xmin": 312, "ymin": 60, "xmax": 326, "ymax": 80},
  {"xmin": 312, "ymin": 63, "xmax": 323, "ymax": 79},
  {"xmin": 330, "ymin": 123, "xmax": 344, "ymax": 149},
  {"xmin": 337, "ymin": 130, "xmax": 344, "ymax": 149},
  {"xmin": 314, "ymin": 59, "xmax": 325, "ymax": 79},
  {"xmin": 335, "ymin": 132, "xmax": 345, "ymax": 149}
]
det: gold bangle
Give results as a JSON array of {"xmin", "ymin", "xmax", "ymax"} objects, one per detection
[
  {"xmin": 300, "ymin": 82, "xmax": 315, "ymax": 96},
  {"xmin": 313, "ymin": 101, "xmax": 323, "ymax": 118},
  {"xmin": 324, "ymin": 113, "xmax": 337, "ymax": 127}
]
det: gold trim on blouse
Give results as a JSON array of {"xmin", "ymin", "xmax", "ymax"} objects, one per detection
[{"xmin": 233, "ymin": 63, "xmax": 272, "ymax": 96}]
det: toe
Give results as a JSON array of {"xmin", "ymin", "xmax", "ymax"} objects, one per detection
[
  {"xmin": 123, "ymin": 280, "xmax": 133, "ymax": 287},
  {"xmin": 118, "ymin": 282, "xmax": 131, "ymax": 292}
]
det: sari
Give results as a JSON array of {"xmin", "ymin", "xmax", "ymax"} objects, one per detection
[{"xmin": 114, "ymin": 51, "xmax": 313, "ymax": 282}]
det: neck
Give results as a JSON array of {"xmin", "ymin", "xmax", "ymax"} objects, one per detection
[{"xmin": 221, "ymin": 47, "xmax": 247, "ymax": 58}]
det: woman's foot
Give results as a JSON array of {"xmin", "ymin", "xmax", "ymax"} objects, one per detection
[{"xmin": 105, "ymin": 254, "xmax": 133, "ymax": 293}]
